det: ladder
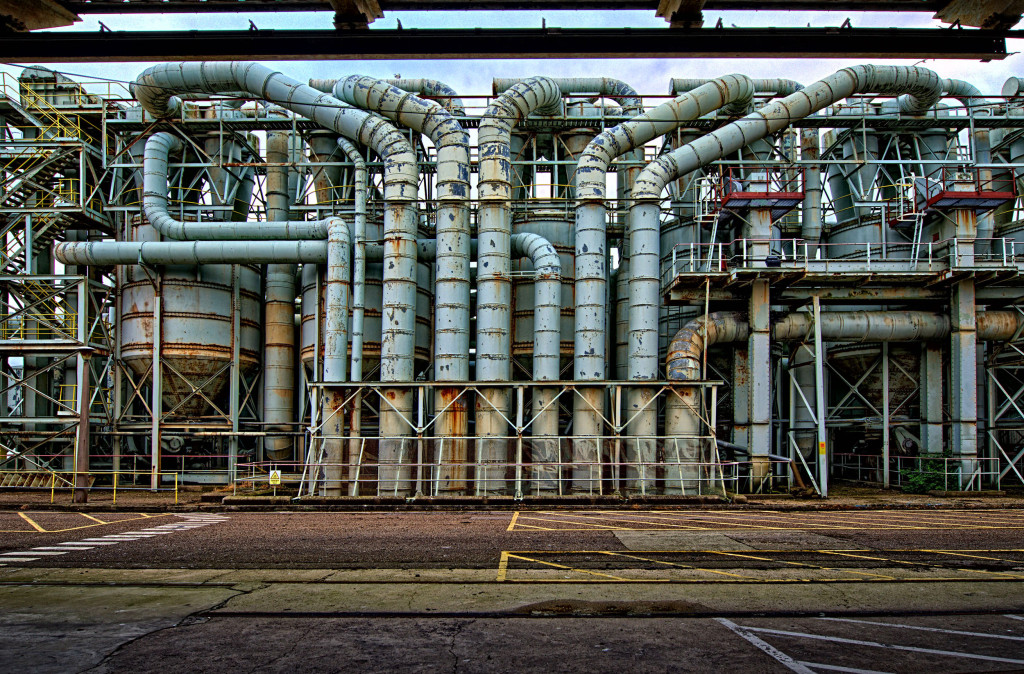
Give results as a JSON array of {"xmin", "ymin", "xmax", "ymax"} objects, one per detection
[{"xmin": 909, "ymin": 212, "xmax": 926, "ymax": 267}]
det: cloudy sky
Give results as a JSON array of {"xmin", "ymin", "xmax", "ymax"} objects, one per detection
[{"xmin": 7, "ymin": 8, "xmax": 1023, "ymax": 99}]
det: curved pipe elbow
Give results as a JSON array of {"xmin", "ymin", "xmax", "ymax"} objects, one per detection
[
  {"xmin": 666, "ymin": 312, "xmax": 748, "ymax": 382},
  {"xmin": 511, "ymin": 232, "xmax": 561, "ymax": 278}
]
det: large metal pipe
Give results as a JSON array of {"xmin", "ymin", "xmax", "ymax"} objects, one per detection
[
  {"xmin": 263, "ymin": 132, "xmax": 298, "ymax": 461},
  {"xmin": 511, "ymin": 232, "xmax": 562, "ymax": 493},
  {"xmin": 334, "ymin": 75, "xmax": 472, "ymax": 493},
  {"xmin": 309, "ymin": 77, "xmax": 466, "ymax": 115},
  {"xmin": 633, "ymin": 67, "xmax": 943, "ymax": 460},
  {"xmin": 669, "ymin": 77, "xmax": 803, "ymax": 114},
  {"xmin": 335, "ymin": 138, "xmax": 368, "ymax": 384},
  {"xmin": 666, "ymin": 310, "xmax": 1024, "ymax": 383},
  {"xmin": 131, "ymin": 62, "xmax": 420, "ymax": 492},
  {"xmin": 573, "ymin": 75, "xmax": 754, "ymax": 492},
  {"xmin": 492, "ymin": 77, "xmax": 640, "ymax": 115},
  {"xmin": 477, "ymin": 77, "xmax": 562, "ymax": 493},
  {"xmin": 142, "ymin": 132, "xmax": 330, "ymax": 241},
  {"xmin": 55, "ymin": 239, "xmax": 328, "ymax": 266}
]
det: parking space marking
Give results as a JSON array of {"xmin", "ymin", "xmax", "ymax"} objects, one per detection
[
  {"xmin": 0, "ymin": 514, "xmax": 229, "ymax": 566},
  {"xmin": 508, "ymin": 509, "xmax": 1024, "ymax": 532},
  {"xmin": 817, "ymin": 550, "xmax": 1024, "ymax": 580},
  {"xmin": 819, "ymin": 617, "xmax": 1024, "ymax": 642},
  {"xmin": 1007, "ymin": 615, "xmax": 1024, "ymax": 622},
  {"xmin": 596, "ymin": 550, "xmax": 756, "ymax": 580},
  {"xmin": 740, "ymin": 626, "xmax": 1024, "ymax": 666},
  {"xmin": 705, "ymin": 549, "xmax": 897, "ymax": 581},
  {"xmin": 0, "ymin": 512, "xmax": 170, "ymax": 534},
  {"xmin": 716, "ymin": 618, "xmax": 817, "ymax": 673},
  {"xmin": 796, "ymin": 663, "xmax": 890, "ymax": 674},
  {"xmin": 496, "ymin": 548, "xmax": 1024, "ymax": 583},
  {"xmin": 17, "ymin": 512, "xmax": 46, "ymax": 532}
]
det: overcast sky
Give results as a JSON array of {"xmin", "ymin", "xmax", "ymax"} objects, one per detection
[{"xmin": 5, "ymin": 9, "xmax": 1021, "ymax": 99}]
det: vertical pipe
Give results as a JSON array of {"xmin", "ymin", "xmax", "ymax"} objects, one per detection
[
  {"xmin": 333, "ymin": 76, "xmax": 472, "ymax": 494},
  {"xmin": 812, "ymin": 297, "xmax": 827, "ymax": 497},
  {"xmin": 263, "ymin": 132, "xmax": 296, "ymax": 461},
  {"xmin": 749, "ymin": 278, "xmax": 772, "ymax": 481},
  {"xmin": 478, "ymin": 77, "xmax": 562, "ymax": 493},
  {"xmin": 336, "ymin": 138, "xmax": 367, "ymax": 496}
]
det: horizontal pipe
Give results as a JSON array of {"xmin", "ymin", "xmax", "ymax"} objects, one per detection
[
  {"xmin": 666, "ymin": 310, "xmax": 1024, "ymax": 382},
  {"xmin": 55, "ymin": 239, "xmax": 329, "ymax": 266},
  {"xmin": 143, "ymin": 132, "xmax": 331, "ymax": 240},
  {"xmin": 309, "ymin": 77, "xmax": 466, "ymax": 115}
]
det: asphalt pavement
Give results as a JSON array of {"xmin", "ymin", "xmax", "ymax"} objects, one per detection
[{"xmin": 2, "ymin": 508, "xmax": 1024, "ymax": 672}]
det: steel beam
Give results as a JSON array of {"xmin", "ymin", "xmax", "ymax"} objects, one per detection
[
  {"xmin": 59, "ymin": 1, "xmax": 953, "ymax": 13},
  {"xmin": 0, "ymin": 27, "xmax": 1008, "ymax": 61}
]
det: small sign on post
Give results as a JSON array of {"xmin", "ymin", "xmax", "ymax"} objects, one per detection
[{"xmin": 269, "ymin": 469, "xmax": 282, "ymax": 496}]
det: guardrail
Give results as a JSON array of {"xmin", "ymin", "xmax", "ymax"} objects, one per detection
[
  {"xmin": 832, "ymin": 453, "xmax": 1001, "ymax": 491},
  {"xmin": 0, "ymin": 469, "xmax": 184, "ymax": 504},
  {"xmin": 665, "ymin": 237, "xmax": 1024, "ymax": 280}
]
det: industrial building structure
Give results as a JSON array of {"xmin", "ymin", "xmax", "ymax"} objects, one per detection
[{"xmin": 2, "ymin": 62, "xmax": 1024, "ymax": 499}]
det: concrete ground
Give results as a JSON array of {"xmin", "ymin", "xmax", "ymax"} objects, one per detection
[{"xmin": 1, "ymin": 507, "xmax": 1024, "ymax": 672}]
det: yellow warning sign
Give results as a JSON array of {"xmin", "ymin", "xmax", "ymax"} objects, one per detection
[
  {"xmin": 268, "ymin": 469, "xmax": 282, "ymax": 486},
  {"xmin": 818, "ymin": 441, "xmax": 827, "ymax": 455}
]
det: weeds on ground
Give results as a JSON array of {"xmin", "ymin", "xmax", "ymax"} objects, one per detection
[{"xmin": 900, "ymin": 449, "xmax": 956, "ymax": 494}]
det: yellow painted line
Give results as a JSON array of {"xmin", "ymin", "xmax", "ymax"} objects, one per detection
[
  {"xmin": 506, "ymin": 512, "xmax": 520, "ymax": 532},
  {"xmin": 496, "ymin": 551, "xmax": 509, "ymax": 582},
  {"xmin": 524, "ymin": 510, "xmax": 713, "ymax": 528},
  {"xmin": 921, "ymin": 549, "xmax": 1024, "ymax": 563},
  {"xmin": 597, "ymin": 550, "xmax": 758, "ymax": 580},
  {"xmin": 826, "ymin": 512, "xmax": 1007, "ymax": 529},
  {"xmin": 504, "ymin": 553, "xmax": 632, "ymax": 581},
  {"xmin": 510, "ymin": 522, "xmax": 558, "ymax": 531},
  {"xmin": 17, "ymin": 512, "xmax": 45, "ymax": 533},
  {"xmin": 817, "ymin": 549, "xmax": 1024, "ymax": 580},
  {"xmin": 525, "ymin": 512, "xmax": 707, "ymax": 530},
  {"xmin": 705, "ymin": 549, "xmax": 897, "ymax": 581},
  {"xmin": 672, "ymin": 511, "xmax": 902, "ymax": 531},
  {"xmin": 826, "ymin": 510, "xmax": 1024, "ymax": 528},
  {"xmin": 79, "ymin": 513, "xmax": 106, "ymax": 524},
  {"xmin": 513, "ymin": 515, "xmax": 627, "ymax": 530},
  {"xmin": 0, "ymin": 513, "xmax": 172, "ymax": 534}
]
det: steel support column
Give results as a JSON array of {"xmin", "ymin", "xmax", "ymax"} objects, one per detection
[{"xmin": 921, "ymin": 341, "xmax": 944, "ymax": 453}]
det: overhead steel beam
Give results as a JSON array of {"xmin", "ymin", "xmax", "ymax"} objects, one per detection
[
  {"xmin": 0, "ymin": 27, "xmax": 1010, "ymax": 61},
  {"xmin": 60, "ymin": 0, "xmax": 949, "ymax": 12}
]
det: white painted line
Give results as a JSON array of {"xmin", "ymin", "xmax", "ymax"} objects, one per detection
[
  {"xmin": 1006, "ymin": 615, "xmax": 1024, "ymax": 622},
  {"xmin": 133, "ymin": 530, "xmax": 177, "ymax": 534},
  {"xmin": 77, "ymin": 540, "xmax": 121, "ymax": 544},
  {"xmin": 2, "ymin": 551, "xmax": 44, "ymax": 556},
  {"xmin": 32, "ymin": 547, "xmax": 92, "ymax": 551},
  {"xmin": 742, "ymin": 626, "xmax": 1024, "ymax": 665},
  {"xmin": 821, "ymin": 617, "xmax": 1024, "ymax": 641},
  {"xmin": 22, "ymin": 551, "xmax": 68, "ymax": 556},
  {"xmin": 797, "ymin": 662, "xmax": 891, "ymax": 674},
  {"xmin": 0, "ymin": 557, "xmax": 39, "ymax": 562},
  {"xmin": 716, "ymin": 619, "xmax": 816, "ymax": 674}
]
